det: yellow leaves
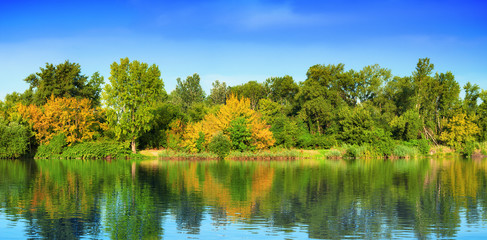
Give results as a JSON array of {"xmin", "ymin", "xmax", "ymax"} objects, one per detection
[
  {"xmin": 439, "ymin": 112, "xmax": 480, "ymax": 149},
  {"xmin": 18, "ymin": 95, "xmax": 106, "ymax": 145},
  {"xmin": 182, "ymin": 95, "xmax": 275, "ymax": 152}
]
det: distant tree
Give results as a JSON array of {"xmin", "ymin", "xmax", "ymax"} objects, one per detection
[
  {"xmin": 356, "ymin": 64, "xmax": 391, "ymax": 104},
  {"xmin": 103, "ymin": 58, "xmax": 165, "ymax": 153},
  {"xmin": 230, "ymin": 81, "xmax": 266, "ymax": 109},
  {"xmin": 173, "ymin": 73, "xmax": 205, "ymax": 110},
  {"xmin": 209, "ymin": 80, "xmax": 229, "ymax": 105},
  {"xmin": 24, "ymin": 60, "xmax": 103, "ymax": 106},
  {"xmin": 463, "ymin": 82, "xmax": 480, "ymax": 115},
  {"xmin": 264, "ymin": 75, "xmax": 299, "ymax": 105},
  {"xmin": 296, "ymin": 64, "xmax": 347, "ymax": 134}
]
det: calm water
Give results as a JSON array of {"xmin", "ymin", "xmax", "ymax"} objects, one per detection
[{"xmin": 1, "ymin": 157, "xmax": 487, "ymax": 239}]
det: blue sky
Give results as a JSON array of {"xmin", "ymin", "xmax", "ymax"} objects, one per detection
[{"xmin": 1, "ymin": 0, "xmax": 486, "ymax": 99}]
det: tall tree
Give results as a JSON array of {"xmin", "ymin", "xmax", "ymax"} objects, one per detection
[
  {"xmin": 173, "ymin": 73, "xmax": 205, "ymax": 110},
  {"xmin": 24, "ymin": 60, "xmax": 103, "ymax": 106},
  {"xmin": 209, "ymin": 80, "xmax": 229, "ymax": 105},
  {"xmin": 296, "ymin": 64, "xmax": 347, "ymax": 134},
  {"xmin": 103, "ymin": 58, "xmax": 165, "ymax": 153},
  {"xmin": 230, "ymin": 81, "xmax": 267, "ymax": 109},
  {"xmin": 264, "ymin": 75, "xmax": 299, "ymax": 105},
  {"xmin": 356, "ymin": 64, "xmax": 391, "ymax": 104},
  {"xmin": 463, "ymin": 82, "xmax": 480, "ymax": 115}
]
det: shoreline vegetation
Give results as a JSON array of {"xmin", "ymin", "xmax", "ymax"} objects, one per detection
[{"xmin": 2, "ymin": 58, "xmax": 487, "ymax": 161}]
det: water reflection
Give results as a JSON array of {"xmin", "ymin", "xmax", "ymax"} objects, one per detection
[{"xmin": 1, "ymin": 157, "xmax": 487, "ymax": 239}]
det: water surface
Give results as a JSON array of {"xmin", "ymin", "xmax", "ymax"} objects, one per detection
[{"xmin": 1, "ymin": 157, "xmax": 487, "ymax": 239}]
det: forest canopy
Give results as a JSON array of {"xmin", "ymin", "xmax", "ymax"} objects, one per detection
[{"xmin": 1, "ymin": 57, "xmax": 486, "ymax": 158}]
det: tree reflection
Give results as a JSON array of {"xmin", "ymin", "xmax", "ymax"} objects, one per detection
[{"xmin": 1, "ymin": 157, "xmax": 487, "ymax": 239}]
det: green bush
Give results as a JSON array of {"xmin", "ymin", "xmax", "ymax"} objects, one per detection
[
  {"xmin": 460, "ymin": 141, "xmax": 476, "ymax": 158},
  {"xmin": 0, "ymin": 121, "xmax": 30, "ymax": 158},
  {"xmin": 61, "ymin": 140, "xmax": 133, "ymax": 160},
  {"xmin": 365, "ymin": 129, "xmax": 394, "ymax": 157},
  {"xmin": 209, "ymin": 132, "xmax": 232, "ymax": 160},
  {"xmin": 227, "ymin": 117, "xmax": 253, "ymax": 152},
  {"xmin": 35, "ymin": 133, "xmax": 67, "ymax": 159},
  {"xmin": 392, "ymin": 145, "xmax": 418, "ymax": 158},
  {"xmin": 405, "ymin": 139, "xmax": 431, "ymax": 155},
  {"xmin": 326, "ymin": 149, "xmax": 342, "ymax": 159},
  {"xmin": 344, "ymin": 145, "xmax": 362, "ymax": 159},
  {"xmin": 311, "ymin": 134, "xmax": 335, "ymax": 149}
]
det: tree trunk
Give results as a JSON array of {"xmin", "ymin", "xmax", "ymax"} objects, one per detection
[{"xmin": 131, "ymin": 136, "xmax": 136, "ymax": 154}]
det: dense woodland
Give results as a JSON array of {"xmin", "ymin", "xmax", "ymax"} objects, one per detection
[{"xmin": 1, "ymin": 57, "xmax": 486, "ymax": 159}]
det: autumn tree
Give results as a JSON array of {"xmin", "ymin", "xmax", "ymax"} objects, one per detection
[
  {"xmin": 18, "ymin": 96, "xmax": 105, "ymax": 145},
  {"xmin": 103, "ymin": 58, "xmax": 165, "ymax": 153},
  {"xmin": 439, "ymin": 112, "xmax": 479, "ymax": 150},
  {"xmin": 182, "ymin": 95, "xmax": 274, "ymax": 152}
]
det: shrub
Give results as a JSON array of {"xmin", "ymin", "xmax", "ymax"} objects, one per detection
[
  {"xmin": 209, "ymin": 132, "xmax": 232, "ymax": 160},
  {"xmin": 227, "ymin": 117, "xmax": 253, "ymax": 151},
  {"xmin": 392, "ymin": 145, "xmax": 418, "ymax": 158},
  {"xmin": 326, "ymin": 149, "xmax": 342, "ymax": 159},
  {"xmin": 35, "ymin": 133, "xmax": 67, "ymax": 159},
  {"xmin": 0, "ymin": 121, "xmax": 30, "ymax": 158},
  {"xmin": 406, "ymin": 139, "xmax": 431, "ymax": 155},
  {"xmin": 460, "ymin": 141, "xmax": 476, "ymax": 158},
  {"xmin": 311, "ymin": 134, "xmax": 335, "ymax": 149},
  {"xmin": 61, "ymin": 140, "xmax": 133, "ymax": 160}
]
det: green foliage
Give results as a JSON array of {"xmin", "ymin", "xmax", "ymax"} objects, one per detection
[
  {"xmin": 270, "ymin": 115, "xmax": 299, "ymax": 148},
  {"xmin": 230, "ymin": 81, "xmax": 267, "ymax": 109},
  {"xmin": 265, "ymin": 75, "xmax": 299, "ymax": 105},
  {"xmin": 311, "ymin": 134, "xmax": 335, "ymax": 149},
  {"xmin": 460, "ymin": 141, "xmax": 476, "ymax": 158},
  {"xmin": 392, "ymin": 145, "xmax": 419, "ymax": 158},
  {"xmin": 227, "ymin": 117, "xmax": 253, "ymax": 152},
  {"xmin": 209, "ymin": 80, "xmax": 229, "ymax": 105},
  {"xmin": 60, "ymin": 141, "xmax": 133, "ymax": 160},
  {"xmin": 0, "ymin": 121, "xmax": 30, "ymax": 158},
  {"xmin": 103, "ymin": 57, "xmax": 165, "ymax": 153},
  {"xmin": 365, "ymin": 128, "xmax": 395, "ymax": 156},
  {"xmin": 390, "ymin": 109, "xmax": 422, "ymax": 141},
  {"xmin": 404, "ymin": 139, "xmax": 431, "ymax": 155},
  {"xmin": 208, "ymin": 132, "xmax": 232, "ymax": 159},
  {"xmin": 24, "ymin": 60, "xmax": 103, "ymax": 106},
  {"xmin": 173, "ymin": 73, "xmax": 206, "ymax": 110},
  {"xmin": 325, "ymin": 149, "xmax": 342, "ymax": 159},
  {"xmin": 35, "ymin": 133, "xmax": 67, "ymax": 159},
  {"xmin": 195, "ymin": 132, "xmax": 206, "ymax": 153}
]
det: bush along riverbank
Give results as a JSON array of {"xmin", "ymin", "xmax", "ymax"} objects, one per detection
[
  {"xmin": 143, "ymin": 138, "xmax": 487, "ymax": 161},
  {"xmin": 34, "ymin": 134, "xmax": 144, "ymax": 160}
]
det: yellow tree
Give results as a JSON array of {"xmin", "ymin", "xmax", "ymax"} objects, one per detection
[
  {"xmin": 183, "ymin": 95, "xmax": 274, "ymax": 152},
  {"xmin": 18, "ymin": 95, "xmax": 106, "ymax": 145},
  {"xmin": 439, "ymin": 112, "xmax": 479, "ymax": 149}
]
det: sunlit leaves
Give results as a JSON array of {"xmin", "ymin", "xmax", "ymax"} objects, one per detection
[
  {"xmin": 182, "ymin": 95, "xmax": 274, "ymax": 152},
  {"xmin": 18, "ymin": 95, "xmax": 105, "ymax": 145}
]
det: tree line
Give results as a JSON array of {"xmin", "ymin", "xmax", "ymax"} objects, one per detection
[{"xmin": 1, "ymin": 57, "xmax": 485, "ymax": 158}]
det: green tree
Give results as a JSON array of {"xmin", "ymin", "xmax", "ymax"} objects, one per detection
[
  {"xmin": 265, "ymin": 75, "xmax": 299, "ymax": 105},
  {"xmin": 463, "ymin": 82, "xmax": 480, "ymax": 115},
  {"xmin": 173, "ymin": 73, "xmax": 206, "ymax": 110},
  {"xmin": 296, "ymin": 64, "xmax": 347, "ymax": 134},
  {"xmin": 103, "ymin": 58, "xmax": 165, "ymax": 153},
  {"xmin": 24, "ymin": 60, "xmax": 103, "ymax": 106},
  {"xmin": 356, "ymin": 64, "xmax": 391, "ymax": 103},
  {"xmin": 209, "ymin": 80, "xmax": 229, "ymax": 105},
  {"xmin": 0, "ymin": 120, "xmax": 30, "ymax": 158},
  {"xmin": 230, "ymin": 81, "xmax": 267, "ymax": 109}
]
